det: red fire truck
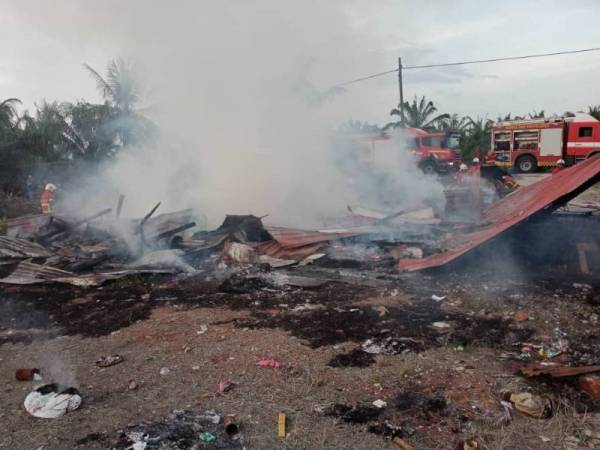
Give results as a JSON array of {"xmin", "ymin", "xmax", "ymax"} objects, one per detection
[
  {"xmin": 367, "ymin": 128, "xmax": 462, "ymax": 175},
  {"xmin": 492, "ymin": 113, "xmax": 600, "ymax": 173}
]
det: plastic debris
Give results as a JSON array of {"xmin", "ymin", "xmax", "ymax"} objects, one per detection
[
  {"xmin": 573, "ymin": 283, "xmax": 592, "ymax": 290},
  {"xmin": 96, "ymin": 354, "xmax": 124, "ymax": 368},
  {"xmin": 538, "ymin": 347, "xmax": 562, "ymax": 359},
  {"xmin": 432, "ymin": 321, "xmax": 451, "ymax": 329},
  {"xmin": 132, "ymin": 442, "xmax": 147, "ymax": 450},
  {"xmin": 257, "ymin": 358, "xmax": 285, "ymax": 368},
  {"xmin": 24, "ymin": 384, "xmax": 82, "ymax": 419},
  {"xmin": 159, "ymin": 367, "xmax": 171, "ymax": 376},
  {"xmin": 199, "ymin": 431, "xmax": 216, "ymax": 442},
  {"xmin": 197, "ymin": 324, "xmax": 209, "ymax": 335},
  {"xmin": 217, "ymin": 381, "xmax": 236, "ymax": 394},
  {"xmin": 278, "ymin": 412, "xmax": 286, "ymax": 438},
  {"xmin": 431, "ymin": 295, "xmax": 446, "ymax": 302},
  {"xmin": 372, "ymin": 305, "xmax": 389, "ymax": 317},
  {"xmin": 513, "ymin": 311, "xmax": 529, "ymax": 322},
  {"xmin": 225, "ymin": 242, "xmax": 256, "ymax": 264},
  {"xmin": 372, "ymin": 399, "xmax": 387, "ymax": 409},
  {"xmin": 509, "ymin": 392, "xmax": 551, "ymax": 418}
]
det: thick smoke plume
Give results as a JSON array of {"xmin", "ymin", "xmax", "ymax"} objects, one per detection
[{"xmin": 53, "ymin": 1, "xmax": 444, "ymax": 228}]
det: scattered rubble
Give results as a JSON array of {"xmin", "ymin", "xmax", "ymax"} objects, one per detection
[
  {"xmin": 95, "ymin": 354, "xmax": 124, "ymax": 368},
  {"xmin": 112, "ymin": 409, "xmax": 244, "ymax": 449}
]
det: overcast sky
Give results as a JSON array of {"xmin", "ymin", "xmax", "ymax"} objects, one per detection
[{"xmin": 2, "ymin": 0, "xmax": 600, "ymax": 125}]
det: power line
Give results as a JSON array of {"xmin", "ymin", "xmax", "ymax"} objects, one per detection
[{"xmin": 334, "ymin": 46, "xmax": 600, "ymax": 87}]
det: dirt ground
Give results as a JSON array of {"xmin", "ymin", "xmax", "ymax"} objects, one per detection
[
  {"xmin": 1, "ymin": 180, "xmax": 600, "ymax": 449},
  {"xmin": 1, "ymin": 267, "xmax": 600, "ymax": 450}
]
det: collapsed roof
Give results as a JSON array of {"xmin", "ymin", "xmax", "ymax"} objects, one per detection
[{"xmin": 398, "ymin": 155, "xmax": 600, "ymax": 271}]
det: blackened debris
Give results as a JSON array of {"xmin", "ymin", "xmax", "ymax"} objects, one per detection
[
  {"xmin": 328, "ymin": 348, "xmax": 376, "ymax": 368},
  {"xmin": 323, "ymin": 403, "xmax": 382, "ymax": 424}
]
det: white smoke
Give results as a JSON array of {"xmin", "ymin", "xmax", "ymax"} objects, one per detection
[{"xmin": 46, "ymin": 1, "xmax": 445, "ymax": 228}]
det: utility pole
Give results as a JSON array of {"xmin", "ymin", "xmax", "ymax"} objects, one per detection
[{"xmin": 398, "ymin": 57, "xmax": 405, "ymax": 127}]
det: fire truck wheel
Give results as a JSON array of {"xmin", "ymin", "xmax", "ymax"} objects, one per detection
[
  {"xmin": 516, "ymin": 155, "xmax": 537, "ymax": 173},
  {"xmin": 420, "ymin": 160, "xmax": 437, "ymax": 175}
]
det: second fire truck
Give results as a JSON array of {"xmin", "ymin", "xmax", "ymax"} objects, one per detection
[{"xmin": 492, "ymin": 112, "xmax": 600, "ymax": 173}]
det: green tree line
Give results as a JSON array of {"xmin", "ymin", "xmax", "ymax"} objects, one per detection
[{"xmin": 0, "ymin": 58, "xmax": 155, "ymax": 193}]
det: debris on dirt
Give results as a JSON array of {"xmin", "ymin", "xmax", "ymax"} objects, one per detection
[
  {"xmin": 96, "ymin": 354, "xmax": 124, "ymax": 368},
  {"xmin": 24, "ymin": 384, "xmax": 82, "ymax": 419},
  {"xmin": 431, "ymin": 294, "xmax": 446, "ymax": 302},
  {"xmin": 372, "ymin": 305, "xmax": 389, "ymax": 316},
  {"xmin": 508, "ymin": 392, "xmax": 552, "ymax": 419},
  {"xmin": 362, "ymin": 337, "xmax": 424, "ymax": 355},
  {"xmin": 128, "ymin": 380, "xmax": 139, "ymax": 391},
  {"xmin": 256, "ymin": 358, "xmax": 285, "ymax": 368},
  {"xmin": 513, "ymin": 310, "xmax": 529, "ymax": 322},
  {"xmin": 520, "ymin": 362, "xmax": 600, "ymax": 378},
  {"xmin": 431, "ymin": 321, "xmax": 452, "ymax": 329},
  {"xmin": 367, "ymin": 420, "xmax": 413, "ymax": 439},
  {"xmin": 199, "ymin": 431, "xmax": 216, "ymax": 442},
  {"xmin": 15, "ymin": 368, "xmax": 40, "ymax": 381},
  {"xmin": 322, "ymin": 403, "xmax": 382, "ymax": 424},
  {"xmin": 197, "ymin": 324, "xmax": 209, "ymax": 335},
  {"xmin": 328, "ymin": 348, "xmax": 376, "ymax": 368},
  {"xmin": 392, "ymin": 436, "xmax": 414, "ymax": 450},
  {"xmin": 579, "ymin": 374, "xmax": 600, "ymax": 400},
  {"xmin": 113, "ymin": 409, "xmax": 242, "ymax": 449},
  {"xmin": 159, "ymin": 367, "xmax": 171, "ymax": 376},
  {"xmin": 372, "ymin": 399, "xmax": 387, "ymax": 409},
  {"xmin": 217, "ymin": 381, "xmax": 236, "ymax": 394},
  {"xmin": 223, "ymin": 415, "xmax": 239, "ymax": 436},
  {"xmin": 395, "ymin": 391, "xmax": 448, "ymax": 419},
  {"xmin": 278, "ymin": 412, "xmax": 286, "ymax": 438}
]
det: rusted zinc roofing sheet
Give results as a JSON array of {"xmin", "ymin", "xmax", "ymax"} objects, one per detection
[
  {"xmin": 0, "ymin": 261, "xmax": 176, "ymax": 286},
  {"xmin": 6, "ymin": 214, "xmax": 52, "ymax": 239},
  {"xmin": 266, "ymin": 227, "xmax": 363, "ymax": 248},
  {"xmin": 398, "ymin": 155, "xmax": 600, "ymax": 271},
  {"xmin": 258, "ymin": 227, "xmax": 364, "ymax": 261},
  {"xmin": 0, "ymin": 236, "xmax": 53, "ymax": 260}
]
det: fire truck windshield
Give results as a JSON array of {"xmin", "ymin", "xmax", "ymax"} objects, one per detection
[{"xmin": 445, "ymin": 134, "xmax": 460, "ymax": 149}]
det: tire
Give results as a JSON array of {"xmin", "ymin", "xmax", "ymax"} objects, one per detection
[
  {"xmin": 516, "ymin": 155, "xmax": 537, "ymax": 173},
  {"xmin": 420, "ymin": 160, "xmax": 437, "ymax": 175}
]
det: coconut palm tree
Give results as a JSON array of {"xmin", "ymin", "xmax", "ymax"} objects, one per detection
[
  {"xmin": 436, "ymin": 113, "xmax": 470, "ymax": 132},
  {"xmin": 461, "ymin": 116, "xmax": 494, "ymax": 160},
  {"xmin": 386, "ymin": 96, "xmax": 450, "ymax": 131},
  {"xmin": 0, "ymin": 98, "xmax": 22, "ymax": 130},
  {"xmin": 588, "ymin": 106, "xmax": 600, "ymax": 121},
  {"xmin": 528, "ymin": 110, "xmax": 545, "ymax": 119},
  {"xmin": 84, "ymin": 58, "xmax": 155, "ymax": 147}
]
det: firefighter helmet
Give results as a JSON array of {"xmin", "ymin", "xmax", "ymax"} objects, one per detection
[
  {"xmin": 45, "ymin": 183, "xmax": 57, "ymax": 192},
  {"xmin": 557, "ymin": 159, "xmax": 565, "ymax": 166},
  {"xmin": 459, "ymin": 163, "xmax": 468, "ymax": 171},
  {"xmin": 472, "ymin": 157, "xmax": 480, "ymax": 164}
]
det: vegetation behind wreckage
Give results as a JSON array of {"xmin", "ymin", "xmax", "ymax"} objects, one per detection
[{"xmin": 1, "ymin": 58, "xmax": 600, "ymax": 194}]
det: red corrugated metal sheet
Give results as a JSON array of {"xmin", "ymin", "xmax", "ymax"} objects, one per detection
[
  {"xmin": 258, "ymin": 227, "xmax": 364, "ymax": 260},
  {"xmin": 398, "ymin": 155, "xmax": 600, "ymax": 271},
  {"xmin": 256, "ymin": 241, "xmax": 326, "ymax": 260}
]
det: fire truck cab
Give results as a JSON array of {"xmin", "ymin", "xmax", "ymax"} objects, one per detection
[
  {"xmin": 492, "ymin": 113, "xmax": 600, "ymax": 173},
  {"xmin": 365, "ymin": 128, "xmax": 461, "ymax": 175}
]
